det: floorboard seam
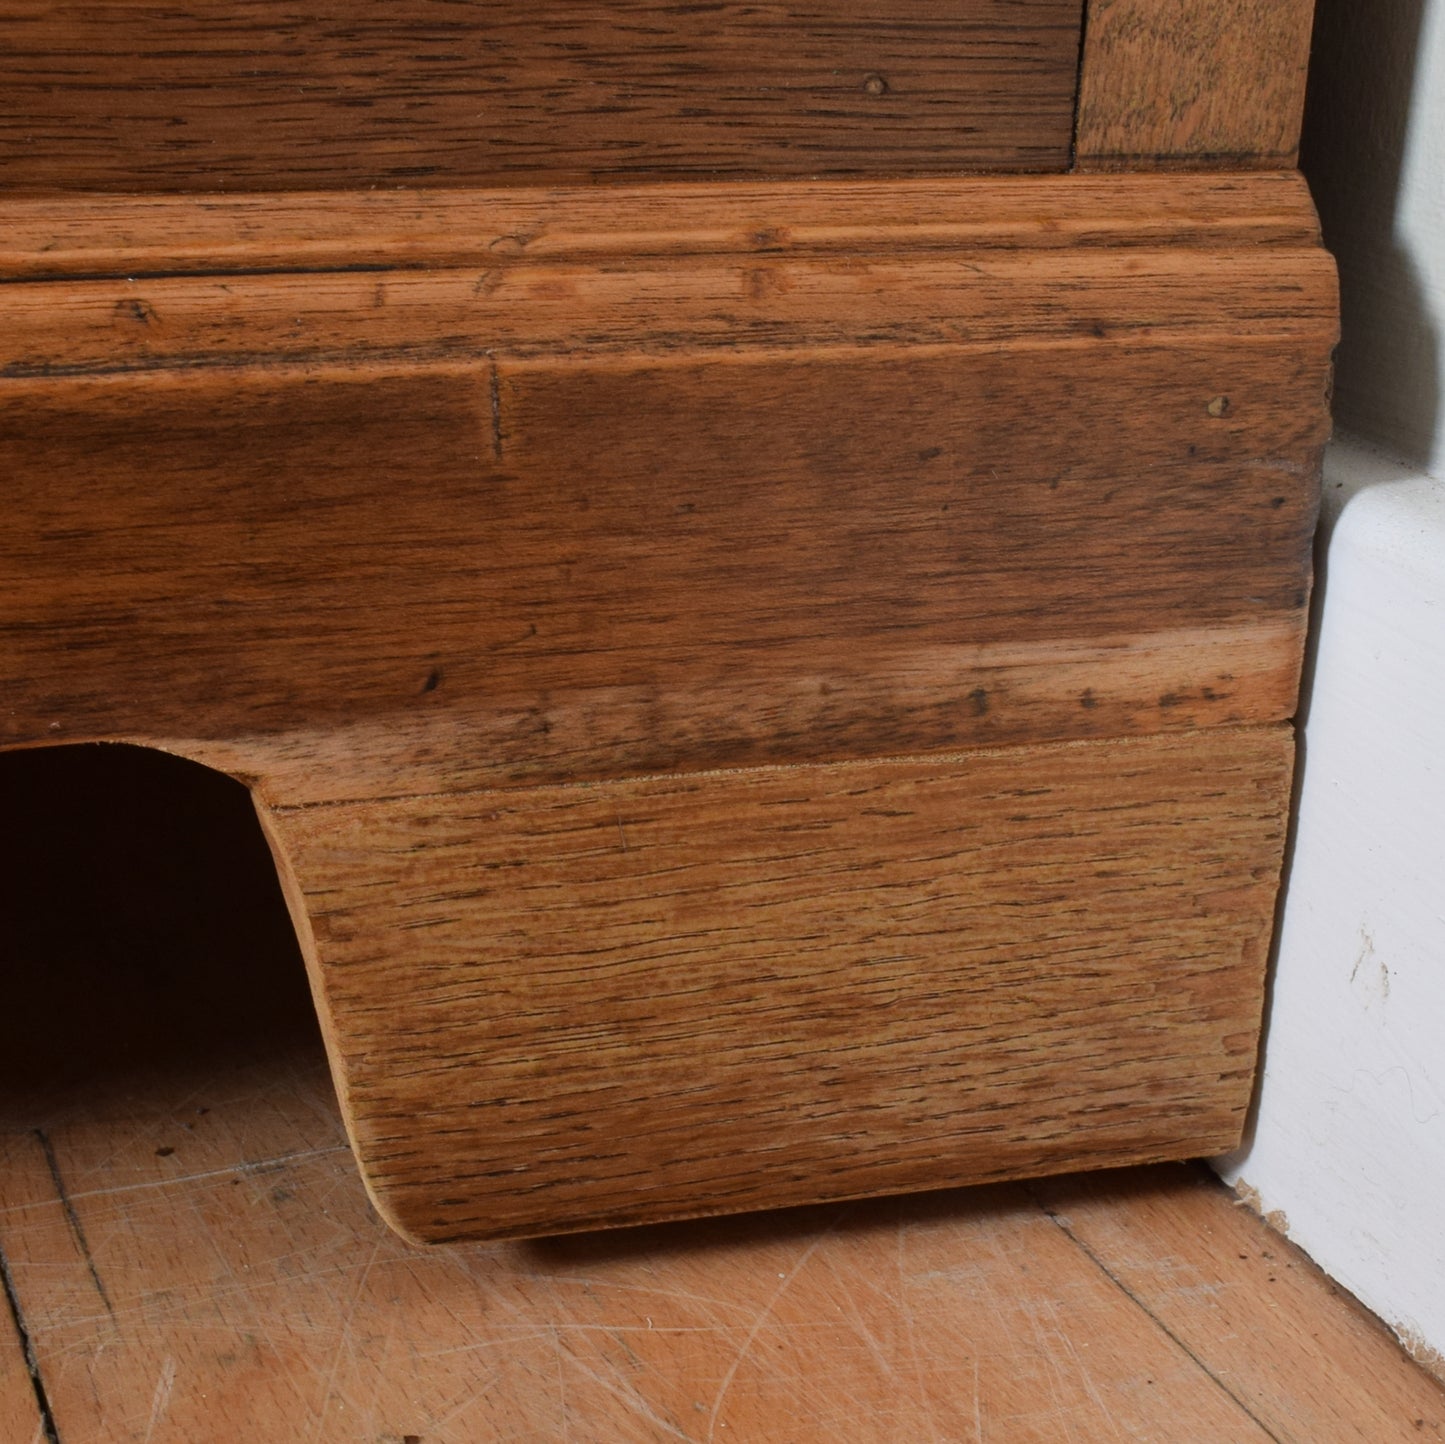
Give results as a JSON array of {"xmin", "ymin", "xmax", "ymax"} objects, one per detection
[
  {"xmin": 0, "ymin": 1236, "xmax": 62, "ymax": 1444},
  {"xmin": 34, "ymin": 1130, "xmax": 115, "ymax": 1321},
  {"xmin": 1030, "ymin": 1186, "xmax": 1285, "ymax": 1444}
]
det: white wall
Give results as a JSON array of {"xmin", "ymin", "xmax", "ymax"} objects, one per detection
[
  {"xmin": 1304, "ymin": 0, "xmax": 1445, "ymax": 468},
  {"xmin": 1216, "ymin": 441, "xmax": 1445, "ymax": 1371},
  {"xmin": 1214, "ymin": 0, "xmax": 1445, "ymax": 1373}
]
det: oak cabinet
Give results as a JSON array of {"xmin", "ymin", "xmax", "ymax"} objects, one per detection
[{"xmin": 0, "ymin": 0, "xmax": 1335, "ymax": 1241}]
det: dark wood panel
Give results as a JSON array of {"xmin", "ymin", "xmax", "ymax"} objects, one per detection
[
  {"xmin": 0, "ymin": 0, "xmax": 1083, "ymax": 192},
  {"xmin": 1076, "ymin": 0, "xmax": 1317, "ymax": 168},
  {"xmin": 0, "ymin": 176, "xmax": 1336, "ymax": 800},
  {"xmin": 265, "ymin": 726, "xmax": 1292, "ymax": 1241},
  {"xmin": 0, "ymin": 343, "xmax": 1328, "ymax": 797}
]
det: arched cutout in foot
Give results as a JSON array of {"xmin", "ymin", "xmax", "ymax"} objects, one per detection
[{"xmin": 0, "ymin": 743, "xmax": 324, "ymax": 1105}]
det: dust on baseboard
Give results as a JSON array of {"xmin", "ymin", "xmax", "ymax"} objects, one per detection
[
  {"xmin": 1231, "ymin": 1177, "xmax": 1291, "ymax": 1237},
  {"xmin": 1396, "ymin": 1325, "xmax": 1445, "ymax": 1386},
  {"xmin": 1235, "ymin": 1177, "xmax": 1445, "ymax": 1386}
]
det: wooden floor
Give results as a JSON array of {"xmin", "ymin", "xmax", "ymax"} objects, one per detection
[{"xmin": 3, "ymin": 747, "xmax": 1444, "ymax": 1443}]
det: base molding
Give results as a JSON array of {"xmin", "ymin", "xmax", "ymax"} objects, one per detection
[{"xmin": 0, "ymin": 173, "xmax": 1335, "ymax": 1239}]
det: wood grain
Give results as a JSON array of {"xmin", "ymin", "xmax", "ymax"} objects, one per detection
[
  {"xmin": 0, "ymin": 346, "xmax": 1326, "ymax": 800},
  {"xmin": 0, "ymin": 0, "xmax": 1082, "ymax": 193},
  {"xmin": 1076, "ymin": 0, "xmax": 1318, "ymax": 168},
  {"xmin": 0, "ymin": 1115, "xmax": 1340, "ymax": 1443},
  {"xmin": 0, "ymin": 175, "xmax": 1336, "ymax": 803},
  {"xmin": 261, "ymin": 726, "xmax": 1293, "ymax": 1242},
  {"xmin": 0, "ymin": 241, "xmax": 1339, "ymax": 379}
]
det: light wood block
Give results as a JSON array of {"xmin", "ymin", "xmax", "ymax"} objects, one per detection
[
  {"xmin": 266, "ymin": 726, "xmax": 1294, "ymax": 1241},
  {"xmin": 1077, "ymin": 0, "xmax": 1317, "ymax": 169}
]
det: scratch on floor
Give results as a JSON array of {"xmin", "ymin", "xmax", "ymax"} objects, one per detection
[
  {"xmin": 891, "ymin": 1220, "xmax": 941, "ymax": 1444},
  {"xmin": 972, "ymin": 1355, "xmax": 985, "ymax": 1444},
  {"xmin": 535, "ymin": 1264, "xmax": 699, "ymax": 1442},
  {"xmin": 419, "ymin": 1368, "xmax": 503, "ymax": 1436},
  {"xmin": 705, "ymin": 1227, "xmax": 834, "ymax": 1442},
  {"xmin": 0, "ymin": 1146, "xmax": 352, "ymax": 1216},
  {"xmin": 1018, "ymin": 1295, "xmax": 1084, "ymax": 1444},
  {"xmin": 141, "ymin": 1355, "xmax": 177, "ymax": 1443},
  {"xmin": 515, "ymin": 1273, "xmax": 751, "ymax": 1319},
  {"xmin": 552, "ymin": 1321, "xmax": 570, "ymax": 1444},
  {"xmin": 1050, "ymin": 1300, "xmax": 1124, "ymax": 1444},
  {"xmin": 819, "ymin": 1249, "xmax": 899, "ymax": 1392},
  {"xmin": 307, "ymin": 1232, "xmax": 384, "ymax": 1444},
  {"xmin": 555, "ymin": 1346, "xmax": 695, "ymax": 1443},
  {"xmin": 36, "ymin": 1129, "xmax": 115, "ymax": 1321}
]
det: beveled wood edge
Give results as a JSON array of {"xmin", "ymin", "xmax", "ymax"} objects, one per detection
[
  {"xmin": 0, "ymin": 172, "xmax": 1321, "ymax": 282},
  {"xmin": 249, "ymin": 794, "xmax": 426, "ymax": 1244}
]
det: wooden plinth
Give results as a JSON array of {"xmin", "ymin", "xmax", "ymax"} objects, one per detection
[{"xmin": 0, "ymin": 173, "xmax": 1337, "ymax": 1239}]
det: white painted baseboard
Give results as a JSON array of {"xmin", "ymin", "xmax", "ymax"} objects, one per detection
[{"xmin": 1215, "ymin": 434, "xmax": 1445, "ymax": 1372}]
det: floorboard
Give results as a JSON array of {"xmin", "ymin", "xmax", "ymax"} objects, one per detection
[{"xmin": 1034, "ymin": 1173, "xmax": 1445, "ymax": 1442}]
